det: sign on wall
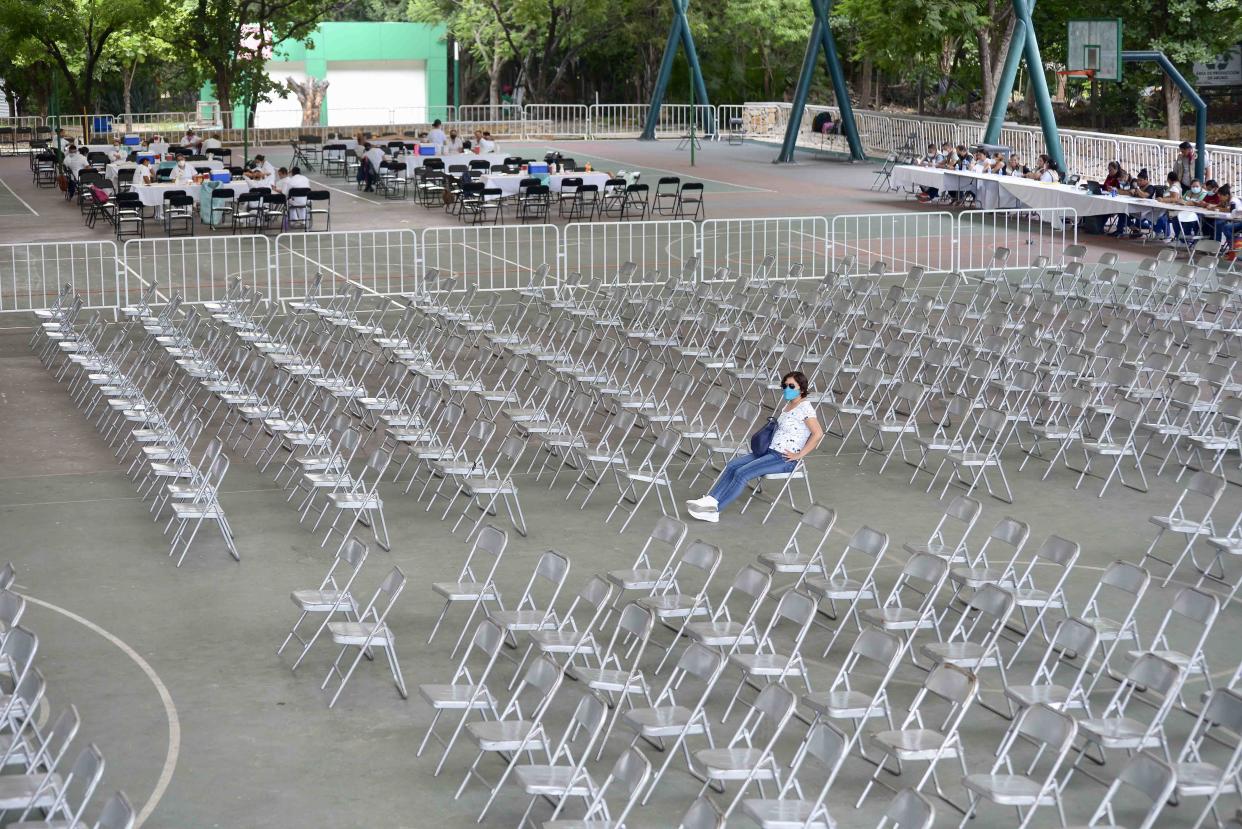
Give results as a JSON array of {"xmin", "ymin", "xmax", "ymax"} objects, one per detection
[{"xmin": 1195, "ymin": 46, "xmax": 1242, "ymax": 87}]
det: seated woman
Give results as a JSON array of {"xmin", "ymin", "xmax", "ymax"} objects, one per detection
[{"xmin": 686, "ymin": 371, "xmax": 823, "ymax": 523}]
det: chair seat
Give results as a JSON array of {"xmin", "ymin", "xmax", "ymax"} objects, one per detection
[
  {"xmin": 872, "ymin": 728, "xmax": 954, "ymax": 760},
  {"xmin": 623, "ymin": 705, "xmax": 697, "ymax": 737},
  {"xmin": 291, "ymin": 589, "xmax": 352, "ymax": 612},
  {"xmin": 962, "ymin": 773, "xmax": 1051, "ymax": 806},
  {"xmin": 740, "ymin": 798, "xmax": 832, "ymax": 829},
  {"xmin": 757, "ymin": 552, "xmax": 821, "ymax": 574},
  {"xmin": 1005, "ymin": 684, "xmax": 1073, "ymax": 709},
  {"xmin": 684, "ymin": 620, "xmax": 751, "ymax": 647},
  {"xmin": 695, "ymin": 747, "xmax": 769, "ymax": 779},
  {"xmin": 1175, "ymin": 760, "xmax": 1234, "ymax": 797},
  {"xmin": 0, "ymin": 773, "xmax": 60, "ymax": 810},
  {"xmin": 432, "ymin": 581, "xmax": 498, "ymax": 601},
  {"xmin": 728, "ymin": 653, "xmax": 799, "ymax": 675},
  {"xmin": 637, "ymin": 595, "xmax": 702, "ymax": 618},
  {"xmin": 328, "ymin": 492, "xmax": 382, "ymax": 509},
  {"xmin": 466, "ymin": 719, "xmax": 540, "ymax": 751},
  {"xmin": 1078, "ymin": 716, "xmax": 1156, "ymax": 747},
  {"xmin": 606, "ymin": 568, "xmax": 666, "ymax": 590},
  {"xmin": 919, "ymin": 641, "xmax": 990, "ymax": 666},
  {"xmin": 418, "ymin": 683, "xmax": 493, "ymax": 710},
  {"xmin": 804, "ymin": 575, "xmax": 871, "ymax": 601},
  {"xmin": 515, "ymin": 765, "xmax": 593, "ymax": 797},
  {"xmin": 528, "ymin": 630, "xmax": 589, "ymax": 653},
  {"xmin": 803, "ymin": 689, "xmax": 882, "ymax": 719},
  {"xmin": 1148, "ymin": 515, "xmax": 1211, "ymax": 535},
  {"xmin": 860, "ymin": 606, "xmax": 927, "ymax": 630},
  {"xmin": 171, "ymin": 502, "xmax": 224, "ymax": 519},
  {"xmin": 1080, "ymin": 615, "xmax": 1133, "ymax": 642},
  {"xmin": 569, "ymin": 666, "xmax": 646, "ymax": 694},
  {"xmin": 489, "ymin": 609, "xmax": 553, "ymax": 631},
  {"xmin": 328, "ymin": 621, "xmax": 392, "ymax": 647}
]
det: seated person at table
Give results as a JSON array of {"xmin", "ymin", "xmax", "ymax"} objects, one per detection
[
  {"xmin": 107, "ymin": 141, "xmax": 126, "ymax": 163},
  {"xmin": 272, "ymin": 167, "xmax": 290, "ymax": 192},
  {"xmin": 479, "ymin": 131, "xmax": 498, "ymax": 153},
  {"xmin": 180, "ymin": 129, "xmax": 202, "ymax": 151},
  {"xmin": 135, "ymin": 157, "xmax": 154, "ymax": 184},
  {"xmin": 1025, "ymin": 154, "xmax": 1059, "ymax": 182},
  {"xmin": 1152, "ymin": 172, "xmax": 1185, "ymax": 238},
  {"xmin": 968, "ymin": 149, "xmax": 989, "ymax": 173},
  {"xmin": 250, "ymin": 154, "xmax": 276, "ymax": 180},
  {"xmin": 934, "ymin": 142, "xmax": 955, "ymax": 168},
  {"xmin": 918, "ymin": 144, "xmax": 938, "ymax": 165},
  {"xmin": 444, "ymin": 129, "xmax": 463, "ymax": 154},
  {"xmin": 361, "ymin": 142, "xmax": 386, "ymax": 191},
  {"xmin": 1183, "ymin": 178, "xmax": 1208, "ymax": 205},
  {"xmin": 915, "ymin": 145, "xmax": 943, "ymax": 201},
  {"xmin": 471, "ymin": 129, "xmax": 485, "ymax": 150},
  {"xmin": 1005, "ymin": 155, "xmax": 1028, "ymax": 176},
  {"xmin": 1103, "ymin": 161, "xmax": 1126, "ymax": 191},
  {"xmin": 427, "ymin": 119, "xmax": 447, "ymax": 149},
  {"xmin": 986, "ymin": 152, "xmax": 1006, "ymax": 174},
  {"xmin": 202, "ymin": 135, "xmax": 221, "ymax": 151},
  {"xmin": 62, "ymin": 146, "xmax": 89, "ymax": 197},
  {"xmin": 147, "ymin": 134, "xmax": 163, "ymax": 147},
  {"xmin": 1212, "ymin": 184, "xmax": 1241, "ymax": 247},
  {"xmin": 284, "ymin": 166, "xmax": 310, "ymax": 192},
  {"xmin": 171, "ymin": 156, "xmax": 197, "ymax": 185}
]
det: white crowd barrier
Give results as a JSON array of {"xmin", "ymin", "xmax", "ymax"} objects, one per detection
[{"xmin": 3, "ymin": 210, "xmax": 1080, "ymax": 313}]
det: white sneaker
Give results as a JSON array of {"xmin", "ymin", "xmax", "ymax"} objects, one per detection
[
  {"xmin": 686, "ymin": 495, "xmax": 718, "ymax": 510},
  {"xmin": 687, "ymin": 507, "xmax": 719, "ymax": 523}
]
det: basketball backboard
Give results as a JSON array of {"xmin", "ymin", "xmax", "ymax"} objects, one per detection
[{"xmin": 1068, "ymin": 19, "xmax": 1123, "ymax": 81}]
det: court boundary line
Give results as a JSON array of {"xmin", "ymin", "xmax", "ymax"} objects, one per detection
[{"xmin": 0, "ymin": 177, "xmax": 39, "ymax": 216}]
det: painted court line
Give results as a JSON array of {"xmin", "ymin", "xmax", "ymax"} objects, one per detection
[
  {"xmin": 545, "ymin": 146, "xmax": 775, "ymax": 193},
  {"xmin": 23, "ymin": 594, "xmax": 179, "ymax": 827},
  {"xmin": 0, "ymin": 177, "xmax": 39, "ymax": 216}
]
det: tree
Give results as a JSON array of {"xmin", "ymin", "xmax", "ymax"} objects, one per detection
[
  {"xmin": 286, "ymin": 76, "xmax": 329, "ymax": 125},
  {"xmin": 173, "ymin": 0, "xmax": 342, "ymax": 116},
  {"xmin": 0, "ymin": 0, "xmax": 154, "ymax": 113},
  {"xmin": 106, "ymin": 27, "xmax": 175, "ymax": 126}
]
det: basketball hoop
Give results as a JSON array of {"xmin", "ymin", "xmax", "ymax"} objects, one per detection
[{"xmin": 1056, "ymin": 69, "xmax": 1095, "ymax": 82}]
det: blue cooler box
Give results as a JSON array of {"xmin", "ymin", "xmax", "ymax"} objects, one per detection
[{"xmin": 210, "ymin": 171, "xmax": 231, "ymax": 183}]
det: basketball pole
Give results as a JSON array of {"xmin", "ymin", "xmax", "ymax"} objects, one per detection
[{"xmin": 1122, "ymin": 51, "xmax": 1207, "ymax": 180}]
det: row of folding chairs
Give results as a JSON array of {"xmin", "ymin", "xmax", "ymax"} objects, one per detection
[
  {"xmin": 29, "ymin": 289, "xmax": 240, "ymax": 566},
  {"xmin": 404, "ymin": 505, "xmax": 1242, "ymax": 827},
  {"xmin": 0, "ymin": 562, "xmax": 134, "ymax": 828}
]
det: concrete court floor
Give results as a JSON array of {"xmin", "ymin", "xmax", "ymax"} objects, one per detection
[
  {"xmin": 2, "ymin": 301, "xmax": 1241, "ymax": 828},
  {"xmin": 0, "ymin": 137, "xmax": 1153, "ymax": 269}
]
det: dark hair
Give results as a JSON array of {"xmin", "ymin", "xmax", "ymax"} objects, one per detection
[
  {"xmin": 781, "ymin": 371, "xmax": 810, "ymax": 398},
  {"xmin": 290, "ymin": 166, "xmax": 301, "ymax": 175},
  {"xmin": 1179, "ymin": 141, "xmax": 1192, "ymax": 150},
  {"xmin": 1220, "ymin": 184, "xmax": 1232, "ymax": 197},
  {"xmin": 432, "ymin": 119, "xmax": 442, "ymax": 127}
]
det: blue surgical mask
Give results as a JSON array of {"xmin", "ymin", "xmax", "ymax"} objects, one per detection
[{"xmin": 783, "ymin": 387, "xmax": 799, "ymax": 401}]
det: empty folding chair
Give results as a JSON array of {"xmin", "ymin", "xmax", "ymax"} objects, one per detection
[
  {"xmin": 932, "ymin": 408, "xmax": 1015, "ymax": 503},
  {"xmin": 569, "ymin": 602, "xmax": 658, "ymax": 761},
  {"xmin": 958, "ymin": 704, "xmax": 1076, "ymax": 828},
  {"xmin": 1198, "ymin": 509, "xmax": 1242, "ymax": 602},
  {"xmin": 277, "ymin": 538, "xmax": 369, "ymax": 670},
  {"xmin": 1, "ymin": 742, "xmax": 104, "ymax": 826},
  {"xmin": 919, "ymin": 584, "xmax": 1015, "ymax": 696},
  {"xmin": 1005, "ymin": 535, "xmax": 1080, "ymax": 666},
  {"xmin": 0, "ymin": 704, "xmax": 80, "ymax": 811},
  {"xmin": 902, "ymin": 495, "xmax": 981, "ymax": 565},
  {"xmin": 508, "ymin": 693, "xmax": 611, "ymax": 825},
  {"xmin": 861, "ymin": 552, "xmax": 949, "ymax": 654},
  {"xmin": 488, "ymin": 549, "xmax": 570, "ymax": 656},
  {"xmin": 1140, "ymin": 471, "xmax": 1228, "ymax": 587},
  {"xmin": 682, "ymin": 564, "xmax": 772, "ymax": 659},
  {"xmin": 1065, "ymin": 752, "xmax": 1175, "ymax": 829},
  {"xmin": 739, "ymin": 721, "xmax": 849, "ymax": 829},
  {"xmin": 693, "ymin": 684, "xmax": 798, "ymax": 819},
  {"xmin": 1003, "ymin": 616, "xmax": 1099, "ymax": 721},
  {"xmin": 678, "ymin": 795, "xmax": 724, "ymax": 829},
  {"xmin": 166, "ymin": 453, "xmax": 239, "ymax": 566},
  {"xmin": 721, "ymin": 589, "xmax": 819, "ymax": 722},
  {"xmin": 802, "ymin": 627, "xmax": 904, "ymax": 756},
  {"xmin": 803, "ymin": 525, "xmax": 889, "ymax": 656},
  {"xmin": 622, "ymin": 642, "xmax": 725, "ymax": 805},
  {"xmin": 453, "ymin": 654, "xmax": 564, "ymax": 804},
  {"xmin": 756, "ymin": 503, "xmax": 836, "ymax": 595},
  {"xmin": 320, "ymin": 566, "xmax": 408, "ymax": 707},
  {"xmin": 943, "ymin": 516, "xmax": 1029, "ymax": 607},
  {"xmin": 603, "ymin": 516, "xmax": 687, "ymax": 614},
  {"xmin": 637, "ymin": 540, "xmax": 723, "ymax": 670},
  {"xmin": 1126, "ymin": 586, "xmax": 1219, "ymax": 710},
  {"xmin": 1173, "ymin": 689, "xmax": 1242, "ymax": 828},
  {"xmin": 874, "ymin": 789, "xmax": 936, "ymax": 829},
  {"xmin": 417, "ymin": 619, "xmax": 506, "ymax": 775},
  {"xmin": 540, "ymin": 747, "xmax": 650, "ymax": 829},
  {"xmin": 428, "ymin": 525, "xmax": 508, "ymax": 651},
  {"xmin": 1062, "ymin": 653, "xmax": 1183, "ymax": 789},
  {"xmin": 1079, "ymin": 561, "xmax": 1151, "ymax": 692},
  {"xmin": 315, "ymin": 448, "xmax": 393, "ymax": 555},
  {"xmin": 1069, "ymin": 398, "xmax": 1150, "ymax": 496},
  {"xmin": 856, "ymin": 663, "xmax": 978, "ymax": 811},
  {"xmin": 605, "ymin": 429, "xmax": 683, "ymax": 533}
]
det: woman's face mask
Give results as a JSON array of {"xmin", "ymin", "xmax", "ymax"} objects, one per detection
[
  {"xmin": 783, "ymin": 386, "xmax": 800, "ymax": 401},
  {"xmin": 177, "ymin": 160, "xmax": 185, "ymax": 168}
]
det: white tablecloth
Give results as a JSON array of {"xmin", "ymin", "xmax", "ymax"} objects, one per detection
[
  {"xmin": 108, "ymin": 159, "xmax": 222, "ymax": 187},
  {"xmin": 130, "ymin": 180, "xmax": 253, "ymax": 217},
  {"xmin": 481, "ymin": 174, "xmax": 524, "ymax": 197},
  {"xmin": 890, "ymin": 165, "xmax": 1231, "ymax": 220}
]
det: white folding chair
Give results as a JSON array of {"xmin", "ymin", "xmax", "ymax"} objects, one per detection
[
  {"xmin": 9, "ymin": 743, "xmax": 105, "ymax": 829},
  {"xmin": 1080, "ymin": 560, "xmax": 1151, "ymax": 693},
  {"xmin": 804, "ymin": 525, "xmax": 889, "ymax": 656},
  {"xmin": 694, "ymin": 683, "xmax": 798, "ymax": 819},
  {"xmin": 802, "ymin": 628, "xmax": 904, "ymax": 757},
  {"xmin": 1005, "ymin": 534, "xmax": 1080, "ymax": 666},
  {"xmin": 428, "ymin": 524, "xmax": 508, "ymax": 649},
  {"xmin": 1173, "ymin": 688, "xmax": 1242, "ymax": 828},
  {"xmin": 320, "ymin": 566, "xmax": 408, "ymax": 708},
  {"xmin": 902, "ymin": 495, "xmax": 981, "ymax": 565},
  {"xmin": 417, "ymin": 619, "xmax": 506, "ymax": 775},
  {"xmin": 875, "ymin": 789, "xmax": 936, "ymax": 829},
  {"xmin": 1003, "ymin": 616, "xmax": 1099, "ymax": 721},
  {"xmin": 919, "ymin": 584, "xmax": 1015, "ymax": 697},
  {"xmin": 720, "ymin": 589, "xmax": 819, "ymax": 722},
  {"xmin": 488, "ymin": 550, "xmax": 571, "ymax": 654},
  {"xmin": 756, "ymin": 503, "xmax": 836, "ymax": 595},
  {"xmin": 1065, "ymin": 752, "xmax": 1175, "ymax": 829},
  {"xmin": 740, "ymin": 720, "xmax": 849, "ymax": 829},
  {"xmin": 637, "ymin": 540, "xmax": 723, "ymax": 671},
  {"xmin": 277, "ymin": 538, "xmax": 368, "ymax": 670},
  {"xmin": 509, "ymin": 693, "xmax": 610, "ymax": 825},
  {"xmin": 1126, "ymin": 586, "xmax": 1219, "ymax": 711},
  {"xmin": 1140, "ymin": 471, "xmax": 1227, "ymax": 586},
  {"xmin": 861, "ymin": 552, "xmax": 949, "ymax": 655},
  {"xmin": 539, "ymin": 747, "xmax": 650, "ymax": 829}
]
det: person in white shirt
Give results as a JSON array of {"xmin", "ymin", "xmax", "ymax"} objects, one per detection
[
  {"xmin": 249, "ymin": 154, "xmax": 275, "ymax": 179},
  {"xmin": 479, "ymin": 131, "xmax": 498, "ymax": 154},
  {"xmin": 171, "ymin": 157, "xmax": 197, "ymax": 185},
  {"xmin": 362, "ymin": 143, "xmax": 386, "ymax": 191},
  {"xmin": 284, "ymin": 166, "xmax": 310, "ymax": 192},
  {"xmin": 444, "ymin": 129, "xmax": 463, "ymax": 154},
  {"xmin": 427, "ymin": 119, "xmax": 447, "ymax": 150},
  {"xmin": 272, "ymin": 167, "xmax": 291, "ymax": 194},
  {"xmin": 202, "ymin": 136, "xmax": 221, "ymax": 151},
  {"xmin": 283, "ymin": 166, "xmax": 311, "ymax": 221},
  {"xmin": 63, "ymin": 147, "xmax": 89, "ymax": 178},
  {"xmin": 969, "ymin": 150, "xmax": 988, "ymax": 174},
  {"xmin": 686, "ymin": 369, "xmax": 823, "ymax": 522},
  {"xmin": 135, "ymin": 158, "xmax": 154, "ymax": 184},
  {"xmin": 180, "ymin": 129, "xmax": 202, "ymax": 151}
]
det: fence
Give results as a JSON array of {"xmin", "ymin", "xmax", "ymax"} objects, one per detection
[
  {"xmin": 563, "ymin": 220, "xmax": 698, "ymax": 283},
  {"xmin": 421, "ymin": 224, "xmax": 561, "ymax": 292},
  {"xmin": 273, "ymin": 229, "xmax": 419, "ymax": 301},
  {"xmin": 956, "ymin": 208, "xmax": 1078, "ymax": 274},
  {"xmin": 699, "ymin": 217, "xmax": 831, "ymax": 281},
  {"xmin": 830, "ymin": 212, "xmax": 958, "ymax": 275},
  {"xmin": 0, "ymin": 241, "xmax": 121, "ymax": 312},
  {"xmin": 121, "ymin": 236, "xmax": 271, "ymax": 308}
]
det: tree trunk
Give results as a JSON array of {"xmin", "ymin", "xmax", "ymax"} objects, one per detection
[
  {"xmin": 488, "ymin": 46, "xmax": 503, "ymax": 119},
  {"xmin": 123, "ymin": 59, "xmax": 138, "ymax": 131},
  {"xmin": 1164, "ymin": 74, "xmax": 1182, "ymax": 141},
  {"xmin": 860, "ymin": 57, "xmax": 873, "ymax": 107},
  {"xmin": 286, "ymin": 76, "xmax": 329, "ymax": 127}
]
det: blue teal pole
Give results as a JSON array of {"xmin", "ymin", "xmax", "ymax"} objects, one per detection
[
  {"xmin": 776, "ymin": 17, "xmax": 824, "ymax": 163},
  {"xmin": 680, "ymin": 22, "xmax": 713, "ymax": 136},
  {"xmin": 983, "ymin": 19, "xmax": 1028, "ymax": 144},
  {"xmin": 1013, "ymin": 0, "xmax": 1065, "ymax": 173},
  {"xmin": 1123, "ymin": 51, "xmax": 1207, "ymax": 180},
  {"xmin": 814, "ymin": 0, "xmax": 864, "ymax": 160},
  {"xmin": 641, "ymin": 1, "xmax": 684, "ymax": 141}
]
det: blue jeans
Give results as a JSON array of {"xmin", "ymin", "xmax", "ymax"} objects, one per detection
[
  {"xmin": 708, "ymin": 451, "xmax": 796, "ymax": 510},
  {"xmin": 1215, "ymin": 221, "xmax": 1240, "ymax": 244}
]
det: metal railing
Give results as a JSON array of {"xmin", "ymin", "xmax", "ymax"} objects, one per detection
[
  {"xmin": 421, "ymin": 224, "xmax": 561, "ymax": 292},
  {"xmin": 699, "ymin": 217, "xmax": 831, "ymax": 281},
  {"xmin": 273, "ymin": 229, "xmax": 419, "ymax": 301},
  {"xmin": 121, "ymin": 236, "xmax": 271, "ymax": 307},
  {"xmin": 956, "ymin": 208, "xmax": 1078, "ymax": 274},
  {"xmin": 0, "ymin": 241, "xmax": 122, "ymax": 312},
  {"xmin": 830, "ymin": 212, "xmax": 958, "ymax": 275},
  {"xmin": 563, "ymin": 220, "xmax": 698, "ymax": 283}
]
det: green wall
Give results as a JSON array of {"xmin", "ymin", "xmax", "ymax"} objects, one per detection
[{"xmin": 214, "ymin": 21, "xmax": 448, "ymax": 125}]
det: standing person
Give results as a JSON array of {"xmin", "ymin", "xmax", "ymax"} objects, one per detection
[
  {"xmin": 1173, "ymin": 141, "xmax": 1211, "ymax": 185},
  {"xmin": 685, "ymin": 371, "xmax": 823, "ymax": 523},
  {"xmin": 427, "ymin": 119, "xmax": 447, "ymax": 150},
  {"xmin": 362, "ymin": 142, "xmax": 386, "ymax": 192}
]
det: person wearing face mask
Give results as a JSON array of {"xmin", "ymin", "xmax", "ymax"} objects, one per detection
[
  {"xmin": 171, "ymin": 156, "xmax": 196, "ymax": 184},
  {"xmin": 686, "ymin": 370, "xmax": 823, "ymax": 523},
  {"xmin": 444, "ymin": 129, "xmax": 463, "ymax": 154}
]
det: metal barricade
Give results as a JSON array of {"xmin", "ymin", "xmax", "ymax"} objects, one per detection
[
  {"xmin": 1066, "ymin": 132, "xmax": 1122, "ymax": 180},
  {"xmin": 829, "ymin": 211, "xmax": 957, "ymax": 275},
  {"xmin": 0, "ymin": 241, "xmax": 121, "ymax": 313},
  {"xmin": 563, "ymin": 220, "xmax": 697, "ymax": 285},
  {"xmin": 589, "ymin": 104, "xmax": 712, "ymax": 139},
  {"xmin": 122, "ymin": 236, "xmax": 271, "ymax": 307},
  {"xmin": 453, "ymin": 105, "xmax": 525, "ymax": 140},
  {"xmin": 522, "ymin": 104, "xmax": 589, "ymax": 139},
  {"xmin": 391, "ymin": 105, "xmax": 456, "ymax": 127},
  {"xmin": 421, "ymin": 224, "xmax": 560, "ymax": 293},
  {"xmin": 955, "ymin": 208, "xmax": 1078, "ymax": 275},
  {"xmin": 118, "ymin": 112, "xmax": 194, "ymax": 134},
  {"xmin": 274, "ymin": 229, "xmax": 418, "ymax": 302},
  {"xmin": 698, "ymin": 217, "xmax": 830, "ymax": 281}
]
